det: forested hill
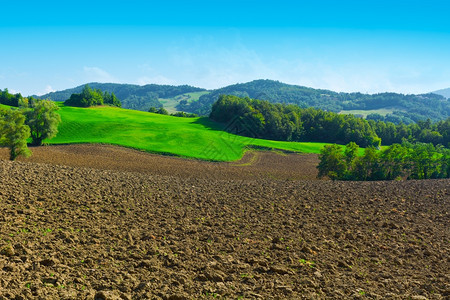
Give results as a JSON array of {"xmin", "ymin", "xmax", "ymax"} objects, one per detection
[
  {"xmin": 36, "ymin": 83, "xmax": 206, "ymax": 111},
  {"xmin": 177, "ymin": 80, "xmax": 449, "ymax": 123},
  {"xmin": 35, "ymin": 80, "xmax": 449, "ymax": 123}
]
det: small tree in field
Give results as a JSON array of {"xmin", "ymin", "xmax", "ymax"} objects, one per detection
[
  {"xmin": 24, "ymin": 99, "xmax": 61, "ymax": 146},
  {"xmin": 0, "ymin": 109, "xmax": 31, "ymax": 160}
]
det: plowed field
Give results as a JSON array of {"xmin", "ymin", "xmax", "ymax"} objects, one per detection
[{"xmin": 0, "ymin": 145, "xmax": 448, "ymax": 299}]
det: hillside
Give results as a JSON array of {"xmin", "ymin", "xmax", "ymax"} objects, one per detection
[
  {"xmin": 434, "ymin": 87, "xmax": 450, "ymax": 99},
  {"xmin": 36, "ymin": 80, "xmax": 450, "ymax": 123},
  {"xmin": 36, "ymin": 83, "xmax": 206, "ymax": 112},
  {"xmin": 178, "ymin": 80, "xmax": 342, "ymax": 115},
  {"xmin": 47, "ymin": 105, "xmax": 330, "ymax": 161},
  {"xmin": 180, "ymin": 80, "xmax": 450, "ymax": 123}
]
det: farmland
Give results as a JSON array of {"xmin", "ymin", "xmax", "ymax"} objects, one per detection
[
  {"xmin": 0, "ymin": 104, "xmax": 448, "ymax": 299},
  {"xmin": 49, "ymin": 105, "xmax": 330, "ymax": 161},
  {"xmin": 0, "ymin": 145, "xmax": 448, "ymax": 299}
]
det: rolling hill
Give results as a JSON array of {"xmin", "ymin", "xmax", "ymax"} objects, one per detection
[
  {"xmin": 47, "ymin": 104, "xmax": 330, "ymax": 161},
  {"xmin": 36, "ymin": 80, "xmax": 450, "ymax": 123},
  {"xmin": 179, "ymin": 80, "xmax": 449, "ymax": 123}
]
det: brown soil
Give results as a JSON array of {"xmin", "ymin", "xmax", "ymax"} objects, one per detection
[
  {"xmin": 0, "ymin": 145, "xmax": 449, "ymax": 299},
  {"xmin": 2, "ymin": 144, "xmax": 320, "ymax": 180}
]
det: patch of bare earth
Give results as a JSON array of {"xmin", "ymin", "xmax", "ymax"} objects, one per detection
[{"xmin": 0, "ymin": 145, "xmax": 448, "ymax": 299}]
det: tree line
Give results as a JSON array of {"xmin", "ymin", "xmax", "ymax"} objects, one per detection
[
  {"xmin": 210, "ymin": 95, "xmax": 378, "ymax": 146},
  {"xmin": 0, "ymin": 88, "xmax": 28, "ymax": 107},
  {"xmin": 180, "ymin": 79, "xmax": 449, "ymax": 122},
  {"xmin": 209, "ymin": 95, "xmax": 449, "ymax": 148},
  {"xmin": 0, "ymin": 94, "xmax": 61, "ymax": 160},
  {"xmin": 369, "ymin": 118, "xmax": 449, "ymax": 147},
  {"xmin": 148, "ymin": 107, "xmax": 198, "ymax": 117},
  {"xmin": 317, "ymin": 142, "xmax": 450, "ymax": 180},
  {"xmin": 64, "ymin": 85, "xmax": 121, "ymax": 107}
]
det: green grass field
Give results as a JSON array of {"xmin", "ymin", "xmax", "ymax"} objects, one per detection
[
  {"xmin": 339, "ymin": 108, "xmax": 401, "ymax": 118},
  {"xmin": 46, "ymin": 105, "xmax": 330, "ymax": 161},
  {"xmin": 159, "ymin": 91, "xmax": 210, "ymax": 113}
]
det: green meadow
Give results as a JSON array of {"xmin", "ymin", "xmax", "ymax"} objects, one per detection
[
  {"xmin": 339, "ymin": 108, "xmax": 400, "ymax": 118},
  {"xmin": 158, "ymin": 91, "xmax": 210, "ymax": 113},
  {"xmin": 47, "ymin": 105, "xmax": 330, "ymax": 161}
]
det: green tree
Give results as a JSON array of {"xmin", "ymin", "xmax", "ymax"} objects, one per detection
[
  {"xmin": 352, "ymin": 147, "xmax": 379, "ymax": 180},
  {"xmin": 318, "ymin": 142, "xmax": 449, "ymax": 181},
  {"xmin": 0, "ymin": 108, "xmax": 31, "ymax": 160},
  {"xmin": 0, "ymin": 88, "xmax": 23, "ymax": 107},
  {"xmin": 379, "ymin": 144, "xmax": 409, "ymax": 180},
  {"xmin": 157, "ymin": 107, "xmax": 169, "ymax": 115},
  {"xmin": 317, "ymin": 144, "xmax": 346, "ymax": 180},
  {"xmin": 65, "ymin": 85, "xmax": 104, "ymax": 107},
  {"xmin": 344, "ymin": 142, "xmax": 359, "ymax": 166},
  {"xmin": 437, "ymin": 147, "xmax": 450, "ymax": 178},
  {"xmin": 24, "ymin": 99, "xmax": 62, "ymax": 146},
  {"xmin": 408, "ymin": 143, "xmax": 439, "ymax": 179},
  {"xmin": 103, "ymin": 91, "xmax": 122, "ymax": 107},
  {"xmin": 343, "ymin": 142, "xmax": 359, "ymax": 178}
]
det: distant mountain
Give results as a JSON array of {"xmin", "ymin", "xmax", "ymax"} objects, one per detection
[
  {"xmin": 433, "ymin": 88, "xmax": 450, "ymax": 99},
  {"xmin": 178, "ymin": 79, "xmax": 449, "ymax": 123},
  {"xmin": 36, "ymin": 82, "xmax": 206, "ymax": 112},
  {"xmin": 36, "ymin": 80, "xmax": 450, "ymax": 123}
]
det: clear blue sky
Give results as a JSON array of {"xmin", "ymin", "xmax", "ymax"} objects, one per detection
[{"xmin": 1, "ymin": 0, "xmax": 450, "ymax": 96}]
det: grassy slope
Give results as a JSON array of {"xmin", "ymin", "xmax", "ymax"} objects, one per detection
[
  {"xmin": 339, "ymin": 108, "xmax": 400, "ymax": 118},
  {"xmin": 159, "ymin": 91, "xmax": 210, "ymax": 113},
  {"xmin": 48, "ymin": 105, "xmax": 329, "ymax": 161}
]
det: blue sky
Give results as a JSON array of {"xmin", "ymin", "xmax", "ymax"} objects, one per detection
[{"xmin": 1, "ymin": 0, "xmax": 450, "ymax": 96}]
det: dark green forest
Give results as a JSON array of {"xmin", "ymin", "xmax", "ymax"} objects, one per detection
[
  {"xmin": 317, "ymin": 142, "xmax": 450, "ymax": 180},
  {"xmin": 210, "ymin": 95, "xmax": 381, "ymax": 147},
  {"xmin": 179, "ymin": 80, "xmax": 450, "ymax": 122},
  {"xmin": 210, "ymin": 95, "xmax": 450, "ymax": 148},
  {"xmin": 36, "ymin": 83, "xmax": 206, "ymax": 111},
  {"xmin": 369, "ymin": 118, "xmax": 449, "ymax": 147}
]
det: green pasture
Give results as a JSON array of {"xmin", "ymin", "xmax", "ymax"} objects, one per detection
[
  {"xmin": 47, "ymin": 105, "xmax": 329, "ymax": 161},
  {"xmin": 159, "ymin": 91, "xmax": 210, "ymax": 113},
  {"xmin": 339, "ymin": 108, "xmax": 400, "ymax": 118}
]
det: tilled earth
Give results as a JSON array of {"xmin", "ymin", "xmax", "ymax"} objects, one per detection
[
  {"xmin": 2, "ymin": 144, "xmax": 320, "ymax": 181},
  {"xmin": 0, "ymin": 145, "xmax": 449, "ymax": 299}
]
